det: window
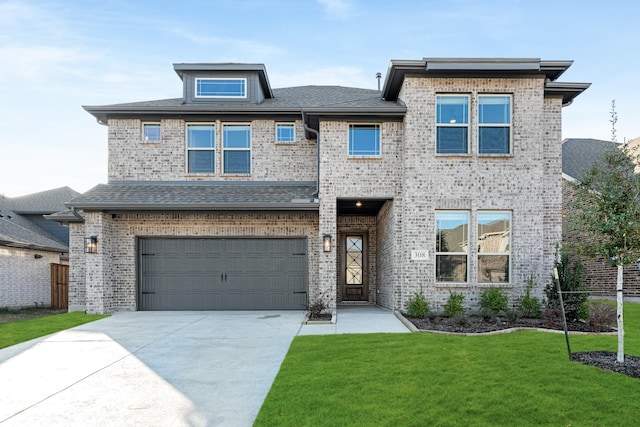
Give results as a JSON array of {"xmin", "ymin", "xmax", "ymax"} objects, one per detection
[
  {"xmin": 477, "ymin": 212, "xmax": 510, "ymax": 283},
  {"xmin": 436, "ymin": 95, "xmax": 469, "ymax": 154},
  {"xmin": 195, "ymin": 78, "xmax": 246, "ymax": 98},
  {"xmin": 276, "ymin": 123, "xmax": 295, "ymax": 143},
  {"xmin": 142, "ymin": 123, "xmax": 161, "ymax": 143},
  {"xmin": 223, "ymin": 124, "xmax": 251, "ymax": 174},
  {"xmin": 435, "ymin": 211, "xmax": 469, "ymax": 282},
  {"xmin": 349, "ymin": 124, "xmax": 380, "ymax": 156},
  {"xmin": 478, "ymin": 95, "xmax": 511, "ymax": 154},
  {"xmin": 187, "ymin": 124, "xmax": 215, "ymax": 174}
]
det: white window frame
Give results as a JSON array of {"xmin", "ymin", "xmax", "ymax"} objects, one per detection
[
  {"xmin": 435, "ymin": 94, "xmax": 470, "ymax": 155},
  {"xmin": 348, "ymin": 123, "xmax": 381, "ymax": 157},
  {"xmin": 142, "ymin": 122, "xmax": 161, "ymax": 143},
  {"xmin": 435, "ymin": 210, "xmax": 470, "ymax": 284},
  {"xmin": 195, "ymin": 78, "xmax": 247, "ymax": 99},
  {"xmin": 275, "ymin": 123, "xmax": 296, "ymax": 144},
  {"xmin": 186, "ymin": 123, "xmax": 216, "ymax": 175},
  {"xmin": 222, "ymin": 123, "xmax": 251, "ymax": 175},
  {"xmin": 477, "ymin": 211, "xmax": 511, "ymax": 284},
  {"xmin": 477, "ymin": 94, "xmax": 512, "ymax": 155}
]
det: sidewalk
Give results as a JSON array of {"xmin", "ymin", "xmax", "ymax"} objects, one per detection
[{"xmin": 298, "ymin": 305, "xmax": 410, "ymax": 335}]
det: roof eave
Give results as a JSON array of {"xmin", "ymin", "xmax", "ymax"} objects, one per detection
[
  {"xmin": 0, "ymin": 239, "xmax": 67, "ymax": 253},
  {"xmin": 545, "ymin": 82, "xmax": 592, "ymax": 106},
  {"xmin": 70, "ymin": 203, "xmax": 320, "ymax": 212}
]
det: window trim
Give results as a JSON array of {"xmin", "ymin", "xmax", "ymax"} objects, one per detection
[
  {"xmin": 185, "ymin": 123, "xmax": 216, "ymax": 175},
  {"xmin": 435, "ymin": 94, "xmax": 470, "ymax": 155},
  {"xmin": 348, "ymin": 123, "xmax": 382, "ymax": 157},
  {"xmin": 194, "ymin": 77, "xmax": 247, "ymax": 99},
  {"xmin": 435, "ymin": 210, "xmax": 470, "ymax": 284},
  {"xmin": 141, "ymin": 122, "xmax": 161, "ymax": 143},
  {"xmin": 222, "ymin": 123, "xmax": 251, "ymax": 175},
  {"xmin": 275, "ymin": 123, "xmax": 296, "ymax": 144},
  {"xmin": 477, "ymin": 210, "xmax": 511, "ymax": 284},
  {"xmin": 477, "ymin": 94, "xmax": 512, "ymax": 155}
]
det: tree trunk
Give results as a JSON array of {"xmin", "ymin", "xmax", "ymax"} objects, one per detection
[{"xmin": 617, "ymin": 264, "xmax": 625, "ymax": 364}]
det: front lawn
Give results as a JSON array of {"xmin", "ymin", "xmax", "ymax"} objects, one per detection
[
  {"xmin": 256, "ymin": 303, "xmax": 640, "ymax": 426},
  {"xmin": 0, "ymin": 312, "xmax": 109, "ymax": 349}
]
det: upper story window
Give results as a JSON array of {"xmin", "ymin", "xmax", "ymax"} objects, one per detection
[
  {"xmin": 195, "ymin": 78, "xmax": 247, "ymax": 98},
  {"xmin": 478, "ymin": 95, "xmax": 511, "ymax": 154},
  {"xmin": 348, "ymin": 124, "xmax": 380, "ymax": 156},
  {"xmin": 276, "ymin": 123, "xmax": 295, "ymax": 143},
  {"xmin": 142, "ymin": 123, "xmax": 161, "ymax": 143},
  {"xmin": 436, "ymin": 95, "xmax": 469, "ymax": 154},
  {"xmin": 435, "ymin": 211, "xmax": 469, "ymax": 283},
  {"xmin": 477, "ymin": 211, "xmax": 511, "ymax": 283},
  {"xmin": 223, "ymin": 124, "xmax": 251, "ymax": 174},
  {"xmin": 187, "ymin": 124, "xmax": 215, "ymax": 174}
]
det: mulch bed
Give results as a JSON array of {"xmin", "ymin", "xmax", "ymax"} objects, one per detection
[
  {"xmin": 0, "ymin": 308, "xmax": 66, "ymax": 324},
  {"xmin": 407, "ymin": 315, "xmax": 640, "ymax": 379}
]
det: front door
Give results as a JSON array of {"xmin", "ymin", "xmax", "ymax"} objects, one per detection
[{"xmin": 341, "ymin": 233, "xmax": 367, "ymax": 301}]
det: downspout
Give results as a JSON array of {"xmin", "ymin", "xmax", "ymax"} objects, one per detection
[{"xmin": 301, "ymin": 111, "xmax": 320, "ymax": 197}]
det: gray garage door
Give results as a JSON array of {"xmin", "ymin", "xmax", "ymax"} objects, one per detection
[{"xmin": 138, "ymin": 238, "xmax": 308, "ymax": 310}]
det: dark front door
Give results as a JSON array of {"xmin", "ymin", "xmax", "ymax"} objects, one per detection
[{"xmin": 341, "ymin": 233, "xmax": 367, "ymax": 301}]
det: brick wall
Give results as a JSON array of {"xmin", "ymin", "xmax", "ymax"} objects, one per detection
[
  {"xmin": 77, "ymin": 211, "xmax": 319, "ymax": 313},
  {"xmin": 397, "ymin": 76, "xmax": 559, "ymax": 311},
  {"xmin": 562, "ymin": 179, "xmax": 640, "ymax": 299},
  {"xmin": 108, "ymin": 119, "xmax": 316, "ymax": 182},
  {"xmin": 0, "ymin": 246, "xmax": 59, "ymax": 308}
]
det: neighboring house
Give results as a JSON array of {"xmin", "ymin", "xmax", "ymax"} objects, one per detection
[
  {"xmin": 61, "ymin": 58, "xmax": 589, "ymax": 314},
  {"xmin": 0, "ymin": 187, "xmax": 78, "ymax": 308},
  {"xmin": 562, "ymin": 138, "xmax": 640, "ymax": 299}
]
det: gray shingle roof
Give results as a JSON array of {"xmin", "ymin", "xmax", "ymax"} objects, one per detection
[
  {"xmin": 9, "ymin": 186, "xmax": 79, "ymax": 214},
  {"xmin": 0, "ymin": 197, "xmax": 68, "ymax": 252},
  {"xmin": 67, "ymin": 181, "xmax": 319, "ymax": 211},
  {"xmin": 562, "ymin": 138, "xmax": 620, "ymax": 181},
  {"xmin": 83, "ymin": 86, "xmax": 406, "ymax": 123}
]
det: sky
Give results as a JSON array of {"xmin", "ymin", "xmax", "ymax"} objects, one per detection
[{"xmin": 0, "ymin": 0, "xmax": 638, "ymax": 197}]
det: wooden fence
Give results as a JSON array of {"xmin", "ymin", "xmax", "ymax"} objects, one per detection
[{"xmin": 51, "ymin": 263, "xmax": 69, "ymax": 309}]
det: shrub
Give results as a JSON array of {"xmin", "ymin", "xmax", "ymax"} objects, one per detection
[
  {"xmin": 543, "ymin": 303, "xmax": 562, "ymax": 328},
  {"xmin": 480, "ymin": 288, "xmax": 508, "ymax": 316},
  {"xmin": 305, "ymin": 294, "xmax": 329, "ymax": 320},
  {"xmin": 544, "ymin": 245, "xmax": 588, "ymax": 322},
  {"xmin": 506, "ymin": 308, "xmax": 520, "ymax": 322},
  {"xmin": 452, "ymin": 311, "xmax": 469, "ymax": 327},
  {"xmin": 518, "ymin": 274, "xmax": 542, "ymax": 318},
  {"xmin": 588, "ymin": 303, "xmax": 617, "ymax": 332},
  {"xmin": 443, "ymin": 292, "xmax": 465, "ymax": 317},
  {"xmin": 406, "ymin": 292, "xmax": 430, "ymax": 318}
]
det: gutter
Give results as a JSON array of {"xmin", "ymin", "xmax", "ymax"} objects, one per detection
[{"xmin": 302, "ymin": 111, "xmax": 320, "ymax": 196}]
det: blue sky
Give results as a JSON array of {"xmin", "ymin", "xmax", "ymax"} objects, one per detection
[{"xmin": 0, "ymin": 0, "xmax": 637, "ymax": 196}]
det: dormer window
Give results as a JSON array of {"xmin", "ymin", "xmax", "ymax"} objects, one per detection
[{"xmin": 195, "ymin": 78, "xmax": 247, "ymax": 98}]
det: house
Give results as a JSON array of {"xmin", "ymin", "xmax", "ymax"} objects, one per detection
[
  {"xmin": 562, "ymin": 138, "xmax": 640, "ymax": 300},
  {"xmin": 0, "ymin": 187, "xmax": 78, "ymax": 308},
  {"xmin": 62, "ymin": 58, "xmax": 589, "ymax": 314}
]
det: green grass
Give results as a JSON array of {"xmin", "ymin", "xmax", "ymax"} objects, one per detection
[
  {"xmin": 0, "ymin": 312, "xmax": 109, "ymax": 349},
  {"xmin": 256, "ymin": 303, "xmax": 640, "ymax": 426}
]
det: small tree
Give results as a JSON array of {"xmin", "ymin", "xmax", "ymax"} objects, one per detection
[{"xmin": 571, "ymin": 144, "xmax": 640, "ymax": 363}]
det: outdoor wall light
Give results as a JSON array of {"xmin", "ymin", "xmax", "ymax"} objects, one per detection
[
  {"xmin": 323, "ymin": 234, "xmax": 332, "ymax": 252},
  {"xmin": 84, "ymin": 236, "xmax": 98, "ymax": 254}
]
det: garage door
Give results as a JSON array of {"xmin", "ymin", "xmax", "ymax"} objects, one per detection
[{"xmin": 138, "ymin": 238, "xmax": 308, "ymax": 310}]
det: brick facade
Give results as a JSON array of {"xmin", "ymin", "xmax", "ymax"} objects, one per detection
[
  {"xmin": 562, "ymin": 179, "xmax": 640, "ymax": 299},
  {"xmin": 0, "ymin": 247, "xmax": 59, "ymax": 308},
  {"xmin": 71, "ymin": 59, "xmax": 584, "ymax": 314}
]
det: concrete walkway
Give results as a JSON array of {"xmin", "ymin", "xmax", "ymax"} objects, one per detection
[{"xmin": 0, "ymin": 306, "xmax": 408, "ymax": 426}]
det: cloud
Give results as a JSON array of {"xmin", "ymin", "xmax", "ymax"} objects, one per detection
[
  {"xmin": 316, "ymin": 0, "xmax": 354, "ymax": 20},
  {"xmin": 171, "ymin": 28, "xmax": 286, "ymax": 58}
]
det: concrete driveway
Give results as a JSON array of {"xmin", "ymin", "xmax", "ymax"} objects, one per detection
[{"xmin": 0, "ymin": 311, "xmax": 305, "ymax": 426}]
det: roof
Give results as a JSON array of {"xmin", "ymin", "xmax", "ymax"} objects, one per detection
[
  {"xmin": 9, "ymin": 186, "xmax": 79, "ymax": 214},
  {"xmin": 173, "ymin": 63, "xmax": 274, "ymax": 98},
  {"xmin": 0, "ymin": 197, "xmax": 68, "ymax": 252},
  {"xmin": 382, "ymin": 57, "xmax": 590, "ymax": 105},
  {"xmin": 67, "ymin": 181, "xmax": 319, "ymax": 212},
  {"xmin": 83, "ymin": 85, "xmax": 406, "ymax": 127},
  {"xmin": 562, "ymin": 138, "xmax": 621, "ymax": 181}
]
